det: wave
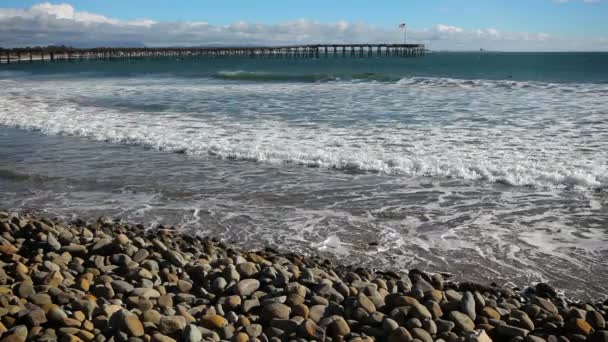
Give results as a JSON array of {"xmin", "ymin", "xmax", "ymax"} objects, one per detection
[
  {"xmin": 1, "ymin": 76, "xmax": 606, "ymax": 191},
  {"xmin": 213, "ymin": 71, "xmax": 608, "ymax": 96},
  {"xmin": 0, "ymin": 112, "xmax": 604, "ymax": 190},
  {"xmin": 0, "ymin": 168, "xmax": 54, "ymax": 182},
  {"xmin": 214, "ymin": 70, "xmax": 396, "ymax": 83},
  {"xmin": 396, "ymin": 76, "xmax": 608, "ymax": 93}
]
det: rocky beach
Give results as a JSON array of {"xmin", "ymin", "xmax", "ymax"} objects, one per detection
[{"xmin": 0, "ymin": 210, "xmax": 606, "ymax": 342}]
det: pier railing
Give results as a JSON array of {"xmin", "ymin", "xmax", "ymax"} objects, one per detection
[{"xmin": 0, "ymin": 44, "xmax": 426, "ymax": 64}]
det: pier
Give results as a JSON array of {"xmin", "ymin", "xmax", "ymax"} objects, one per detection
[{"xmin": 0, "ymin": 44, "xmax": 425, "ymax": 64}]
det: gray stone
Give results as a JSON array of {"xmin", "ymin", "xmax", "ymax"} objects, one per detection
[
  {"xmin": 159, "ymin": 315, "xmax": 187, "ymax": 334},
  {"xmin": 413, "ymin": 278, "xmax": 434, "ymax": 293},
  {"xmin": 497, "ymin": 324, "xmax": 530, "ymax": 338},
  {"xmin": 223, "ymin": 265, "xmax": 240, "ymax": 283},
  {"xmin": 236, "ymin": 262, "xmax": 258, "ymax": 277},
  {"xmin": 243, "ymin": 299, "xmax": 260, "ymax": 313},
  {"xmin": 532, "ymin": 297, "xmax": 558, "ymax": 315},
  {"xmin": 527, "ymin": 336, "xmax": 547, "ymax": 342},
  {"xmin": 422, "ymin": 319, "xmax": 438, "ymax": 335},
  {"xmin": 245, "ymin": 324, "xmax": 263, "ymax": 338},
  {"xmin": 212, "ymin": 277, "xmax": 228, "ymax": 293},
  {"xmin": 133, "ymin": 249, "xmax": 150, "ymax": 263},
  {"xmin": 383, "ymin": 318, "xmax": 400, "ymax": 332},
  {"xmin": 270, "ymin": 318, "xmax": 299, "ymax": 333},
  {"xmin": 47, "ymin": 306, "xmax": 68, "ymax": 322},
  {"xmin": 461, "ymin": 291, "xmax": 477, "ymax": 320},
  {"xmin": 131, "ymin": 287, "xmax": 161, "ymax": 299},
  {"xmin": 449, "ymin": 311, "xmax": 475, "ymax": 332},
  {"xmin": 235, "ymin": 279, "xmax": 260, "ymax": 297},
  {"xmin": 183, "ymin": 324, "xmax": 203, "ymax": 342},
  {"xmin": 445, "ymin": 290, "xmax": 463, "ymax": 302},
  {"xmin": 261, "ymin": 303, "xmax": 291, "ymax": 322},
  {"xmin": 412, "ymin": 328, "xmax": 433, "ymax": 342},
  {"xmin": 389, "ymin": 327, "xmax": 413, "ymax": 342},
  {"xmin": 166, "ymin": 250, "xmax": 187, "ymax": 268},
  {"xmin": 112, "ymin": 280, "xmax": 135, "ymax": 294},
  {"xmin": 587, "ymin": 311, "xmax": 606, "ymax": 330},
  {"xmin": 47, "ymin": 233, "xmax": 62, "ymax": 251}
]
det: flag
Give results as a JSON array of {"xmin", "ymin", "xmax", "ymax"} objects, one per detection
[{"xmin": 399, "ymin": 23, "xmax": 406, "ymax": 28}]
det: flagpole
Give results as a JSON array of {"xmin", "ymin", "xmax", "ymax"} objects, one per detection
[{"xmin": 403, "ymin": 25, "xmax": 407, "ymax": 44}]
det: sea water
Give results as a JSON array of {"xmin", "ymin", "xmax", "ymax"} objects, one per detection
[{"xmin": 1, "ymin": 52, "xmax": 607, "ymax": 298}]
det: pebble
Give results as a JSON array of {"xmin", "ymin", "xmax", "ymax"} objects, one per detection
[
  {"xmin": 532, "ymin": 297, "xmax": 558, "ymax": 315},
  {"xmin": 449, "ymin": 311, "xmax": 476, "ymax": 332},
  {"xmin": 496, "ymin": 324, "xmax": 531, "ymax": 338},
  {"xmin": 461, "ymin": 291, "xmax": 477, "ymax": 320},
  {"xmin": 202, "ymin": 314, "xmax": 228, "ymax": 329},
  {"xmin": 123, "ymin": 313, "xmax": 144, "ymax": 337},
  {"xmin": 0, "ymin": 211, "xmax": 605, "ymax": 342},
  {"xmin": 328, "ymin": 316, "xmax": 350, "ymax": 337},
  {"xmin": 183, "ymin": 324, "xmax": 203, "ymax": 342},
  {"xmin": 389, "ymin": 327, "xmax": 413, "ymax": 342},
  {"xmin": 159, "ymin": 315, "xmax": 187, "ymax": 334},
  {"xmin": 236, "ymin": 262, "xmax": 258, "ymax": 277},
  {"xmin": 260, "ymin": 303, "xmax": 291, "ymax": 322},
  {"xmin": 112, "ymin": 280, "xmax": 134, "ymax": 294},
  {"xmin": 235, "ymin": 279, "xmax": 260, "ymax": 297},
  {"xmin": 412, "ymin": 327, "xmax": 433, "ymax": 342}
]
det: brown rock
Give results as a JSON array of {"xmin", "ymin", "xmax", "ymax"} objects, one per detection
[
  {"xmin": 1, "ymin": 325, "xmax": 28, "ymax": 342},
  {"xmin": 292, "ymin": 304, "xmax": 309, "ymax": 318},
  {"xmin": 124, "ymin": 313, "xmax": 145, "ymax": 337},
  {"xmin": 202, "ymin": 314, "xmax": 228, "ymax": 329},
  {"xmin": 152, "ymin": 333, "xmax": 177, "ymax": 342},
  {"xmin": 62, "ymin": 317, "xmax": 82, "ymax": 328},
  {"xmin": 425, "ymin": 300, "xmax": 443, "ymax": 319},
  {"xmin": 388, "ymin": 327, "xmax": 413, "ymax": 342},
  {"xmin": 299, "ymin": 319, "xmax": 325, "ymax": 340},
  {"xmin": 328, "ymin": 316, "xmax": 350, "ymax": 337},
  {"xmin": 232, "ymin": 332, "xmax": 249, "ymax": 342},
  {"xmin": 25, "ymin": 309, "xmax": 47, "ymax": 326},
  {"xmin": 532, "ymin": 297, "xmax": 558, "ymax": 315},
  {"xmin": 481, "ymin": 307, "xmax": 501, "ymax": 320},
  {"xmin": 116, "ymin": 234, "xmax": 130, "ymax": 245},
  {"xmin": 357, "ymin": 293, "xmax": 376, "ymax": 313},
  {"xmin": 571, "ymin": 319, "xmax": 593, "ymax": 335},
  {"xmin": 0, "ymin": 244, "xmax": 18, "ymax": 255}
]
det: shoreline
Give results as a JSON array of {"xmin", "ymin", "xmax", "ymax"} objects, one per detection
[{"xmin": 0, "ymin": 210, "xmax": 606, "ymax": 341}]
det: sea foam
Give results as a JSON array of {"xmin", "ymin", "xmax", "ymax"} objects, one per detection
[{"xmin": 0, "ymin": 75, "xmax": 606, "ymax": 190}]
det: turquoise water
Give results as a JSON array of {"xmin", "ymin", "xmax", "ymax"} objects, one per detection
[
  {"xmin": 3, "ymin": 52, "xmax": 607, "ymax": 83},
  {"xmin": 1, "ymin": 52, "xmax": 607, "ymax": 298}
]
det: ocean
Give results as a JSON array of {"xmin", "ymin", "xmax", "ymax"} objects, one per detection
[{"xmin": 1, "ymin": 52, "xmax": 607, "ymax": 299}]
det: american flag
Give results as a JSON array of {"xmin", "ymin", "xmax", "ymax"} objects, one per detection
[{"xmin": 399, "ymin": 23, "xmax": 406, "ymax": 28}]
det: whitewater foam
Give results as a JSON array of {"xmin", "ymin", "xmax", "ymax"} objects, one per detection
[{"xmin": 0, "ymin": 75, "xmax": 606, "ymax": 190}]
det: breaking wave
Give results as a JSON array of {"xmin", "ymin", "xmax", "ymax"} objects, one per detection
[{"xmin": 0, "ymin": 74, "xmax": 606, "ymax": 190}]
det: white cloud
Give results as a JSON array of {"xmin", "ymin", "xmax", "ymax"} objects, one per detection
[
  {"xmin": 436, "ymin": 24, "xmax": 464, "ymax": 34},
  {"xmin": 0, "ymin": 2, "xmax": 605, "ymax": 51}
]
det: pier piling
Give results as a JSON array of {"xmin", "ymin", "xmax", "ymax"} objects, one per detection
[{"xmin": 1, "ymin": 44, "xmax": 425, "ymax": 64}]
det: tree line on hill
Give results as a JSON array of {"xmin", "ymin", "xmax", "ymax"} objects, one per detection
[{"xmin": 0, "ymin": 45, "xmax": 77, "ymax": 52}]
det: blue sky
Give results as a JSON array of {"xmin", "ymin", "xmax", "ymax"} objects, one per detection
[{"xmin": 0, "ymin": 1, "xmax": 606, "ymax": 50}]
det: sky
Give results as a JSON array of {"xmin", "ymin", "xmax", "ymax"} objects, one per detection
[{"xmin": 0, "ymin": 1, "xmax": 606, "ymax": 51}]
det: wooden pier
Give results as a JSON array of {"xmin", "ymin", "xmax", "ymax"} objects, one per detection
[{"xmin": 0, "ymin": 44, "xmax": 425, "ymax": 64}]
